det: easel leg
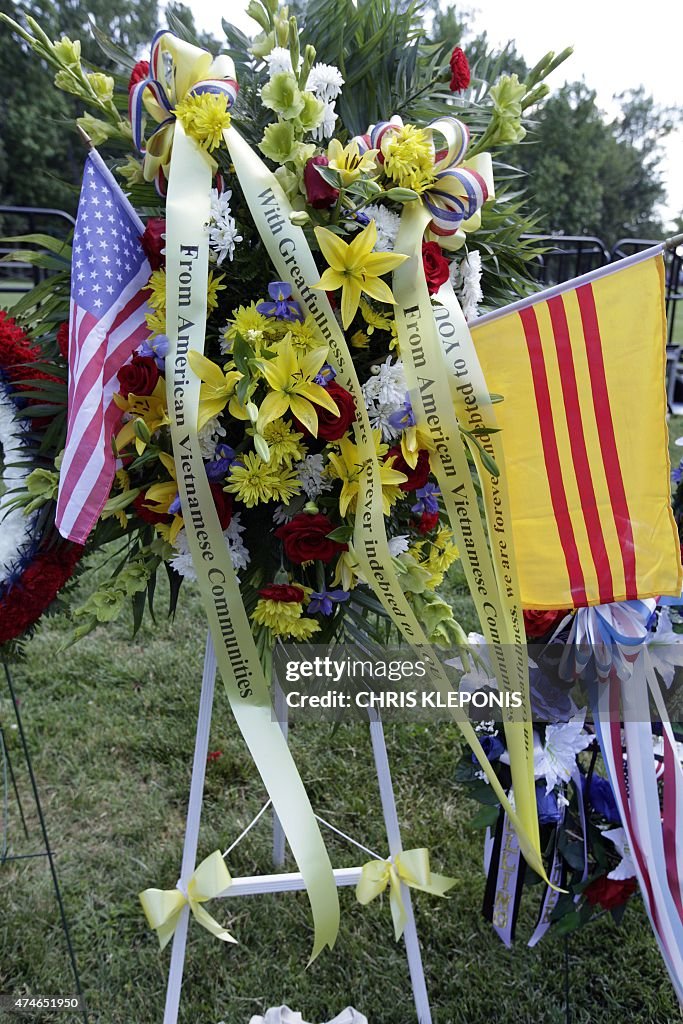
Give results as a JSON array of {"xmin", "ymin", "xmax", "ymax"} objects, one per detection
[
  {"xmin": 1, "ymin": 723, "xmax": 30, "ymax": 843},
  {"xmin": 3, "ymin": 662, "xmax": 89, "ymax": 1024},
  {"xmin": 163, "ymin": 632, "xmax": 217, "ymax": 1024},
  {"xmin": 272, "ymin": 681, "xmax": 287, "ymax": 869},
  {"xmin": 368, "ymin": 711, "xmax": 433, "ymax": 1024}
]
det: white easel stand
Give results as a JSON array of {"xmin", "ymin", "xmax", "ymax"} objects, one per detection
[{"xmin": 161, "ymin": 634, "xmax": 433, "ymax": 1024}]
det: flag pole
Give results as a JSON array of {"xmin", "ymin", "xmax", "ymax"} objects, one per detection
[
  {"xmin": 665, "ymin": 231, "xmax": 683, "ymax": 251},
  {"xmin": 76, "ymin": 124, "xmax": 93, "ymax": 150}
]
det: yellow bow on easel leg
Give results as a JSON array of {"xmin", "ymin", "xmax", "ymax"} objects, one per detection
[
  {"xmin": 356, "ymin": 849, "xmax": 456, "ymax": 940},
  {"xmin": 139, "ymin": 850, "xmax": 236, "ymax": 951}
]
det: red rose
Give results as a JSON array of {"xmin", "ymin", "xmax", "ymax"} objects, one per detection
[
  {"xmin": 211, "ymin": 484, "xmax": 233, "ymax": 529},
  {"xmin": 387, "ymin": 446, "xmax": 430, "ymax": 492},
  {"xmin": 296, "ymin": 381, "xmax": 356, "ymax": 441},
  {"xmin": 422, "ymin": 241, "xmax": 450, "ymax": 295},
  {"xmin": 584, "ymin": 875, "xmax": 637, "ymax": 911},
  {"xmin": 523, "ymin": 608, "xmax": 570, "ymax": 639},
  {"xmin": 56, "ymin": 322, "xmax": 69, "ymax": 360},
  {"xmin": 304, "ymin": 155, "xmax": 339, "ymax": 209},
  {"xmin": 128, "ymin": 60, "xmax": 150, "ymax": 94},
  {"xmin": 449, "ymin": 46, "xmax": 471, "ymax": 92},
  {"xmin": 133, "ymin": 492, "xmax": 170, "ymax": 525},
  {"xmin": 140, "ymin": 217, "xmax": 166, "ymax": 270},
  {"xmin": 117, "ymin": 355, "xmax": 159, "ymax": 399},
  {"xmin": 259, "ymin": 584, "xmax": 305, "ymax": 603},
  {"xmin": 417, "ymin": 511, "xmax": 440, "ymax": 534},
  {"xmin": 275, "ymin": 513, "xmax": 347, "ymax": 564}
]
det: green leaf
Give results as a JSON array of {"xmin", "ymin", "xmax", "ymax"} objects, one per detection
[
  {"xmin": 314, "ymin": 164, "xmax": 343, "ymax": 188},
  {"xmin": 469, "ymin": 804, "xmax": 500, "ymax": 829},
  {"xmin": 326, "ymin": 525, "xmax": 354, "ymax": 543},
  {"xmin": 0, "ymin": 234, "xmax": 72, "ymax": 257}
]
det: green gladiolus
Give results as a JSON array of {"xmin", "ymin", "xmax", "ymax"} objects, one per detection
[
  {"xmin": 259, "ymin": 120, "xmax": 297, "ymax": 163},
  {"xmin": 53, "ymin": 35, "xmax": 81, "ymax": 66},
  {"xmin": 261, "ymin": 72, "xmax": 304, "ymax": 120},
  {"xmin": 87, "ymin": 72, "xmax": 115, "ymax": 102},
  {"xmin": 296, "ymin": 91, "xmax": 325, "ymax": 131}
]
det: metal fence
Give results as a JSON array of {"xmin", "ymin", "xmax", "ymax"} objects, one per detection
[{"xmin": 0, "ymin": 205, "xmax": 75, "ymax": 294}]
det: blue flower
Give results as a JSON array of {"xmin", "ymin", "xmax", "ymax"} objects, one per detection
[
  {"xmin": 314, "ymin": 363, "xmax": 337, "ymax": 386},
  {"xmin": 139, "ymin": 334, "xmax": 169, "ymax": 370},
  {"xmin": 168, "ymin": 492, "xmax": 182, "ymax": 515},
  {"xmin": 673, "ymin": 459, "xmax": 683, "ymax": 485},
  {"xmin": 536, "ymin": 784, "xmax": 563, "ymax": 825},
  {"xmin": 587, "ymin": 774, "xmax": 621, "ymax": 824},
  {"xmin": 529, "ymin": 665, "xmax": 574, "ymax": 722},
  {"xmin": 411, "ymin": 482, "xmax": 440, "ymax": 515},
  {"xmin": 205, "ymin": 443, "xmax": 236, "ymax": 481},
  {"xmin": 471, "ymin": 732, "xmax": 505, "ymax": 764},
  {"xmin": 308, "ymin": 588, "xmax": 350, "ymax": 616},
  {"xmin": 256, "ymin": 281, "xmax": 304, "ymax": 322},
  {"xmin": 388, "ymin": 397, "xmax": 417, "ymax": 432},
  {"xmin": 345, "ymin": 210, "xmax": 371, "ymax": 228}
]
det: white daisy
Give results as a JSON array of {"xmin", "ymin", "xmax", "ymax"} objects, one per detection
[
  {"xmin": 208, "ymin": 188, "xmax": 243, "ymax": 265},
  {"xmin": 363, "ymin": 204, "xmax": 401, "ymax": 252}
]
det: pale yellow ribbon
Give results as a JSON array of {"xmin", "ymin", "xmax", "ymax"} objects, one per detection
[
  {"xmin": 139, "ymin": 850, "xmax": 236, "ymax": 951},
  {"xmin": 356, "ymin": 849, "xmax": 456, "ymax": 940}
]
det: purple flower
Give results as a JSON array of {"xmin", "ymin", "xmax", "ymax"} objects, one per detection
[
  {"xmin": 587, "ymin": 774, "xmax": 621, "ymax": 824},
  {"xmin": 673, "ymin": 460, "xmax": 683, "ymax": 485},
  {"xmin": 411, "ymin": 482, "xmax": 440, "ymax": 515},
  {"xmin": 256, "ymin": 281, "xmax": 304, "ymax": 322},
  {"xmin": 471, "ymin": 733, "xmax": 504, "ymax": 764},
  {"xmin": 205, "ymin": 443, "xmax": 236, "ymax": 481},
  {"xmin": 308, "ymin": 587, "xmax": 350, "ymax": 616},
  {"xmin": 169, "ymin": 492, "xmax": 182, "ymax": 515},
  {"xmin": 345, "ymin": 210, "xmax": 371, "ymax": 228},
  {"xmin": 536, "ymin": 785, "xmax": 563, "ymax": 825},
  {"xmin": 314, "ymin": 362, "xmax": 337, "ymax": 386},
  {"xmin": 139, "ymin": 334, "xmax": 169, "ymax": 370},
  {"xmin": 388, "ymin": 397, "xmax": 416, "ymax": 432}
]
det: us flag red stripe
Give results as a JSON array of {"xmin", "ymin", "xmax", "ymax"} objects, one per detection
[{"xmin": 56, "ymin": 150, "xmax": 151, "ymax": 544}]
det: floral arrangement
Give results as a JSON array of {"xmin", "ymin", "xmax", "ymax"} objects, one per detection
[{"xmin": 0, "ymin": 0, "xmax": 567, "ymax": 650}]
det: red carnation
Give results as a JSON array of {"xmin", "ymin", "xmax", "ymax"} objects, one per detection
[
  {"xmin": 295, "ymin": 381, "xmax": 356, "ymax": 442},
  {"xmin": 140, "ymin": 217, "xmax": 166, "ymax": 270},
  {"xmin": 0, "ymin": 311, "xmax": 62, "ymax": 397},
  {"xmin": 210, "ymin": 484, "xmax": 233, "ymax": 530},
  {"xmin": 0, "ymin": 542, "xmax": 83, "ymax": 645},
  {"xmin": 128, "ymin": 60, "xmax": 150, "ymax": 94},
  {"xmin": 584, "ymin": 875, "xmax": 637, "ymax": 911},
  {"xmin": 417, "ymin": 511, "xmax": 440, "ymax": 534},
  {"xmin": 386, "ymin": 446, "xmax": 430, "ymax": 492},
  {"xmin": 56, "ymin": 322, "xmax": 69, "ymax": 360},
  {"xmin": 117, "ymin": 355, "xmax": 159, "ymax": 399},
  {"xmin": 449, "ymin": 46, "xmax": 471, "ymax": 93},
  {"xmin": 303, "ymin": 155, "xmax": 339, "ymax": 209},
  {"xmin": 259, "ymin": 584, "xmax": 305, "ymax": 603},
  {"xmin": 422, "ymin": 241, "xmax": 450, "ymax": 295},
  {"xmin": 133, "ymin": 492, "xmax": 170, "ymax": 526},
  {"xmin": 275, "ymin": 513, "xmax": 347, "ymax": 564},
  {"xmin": 523, "ymin": 608, "xmax": 570, "ymax": 639}
]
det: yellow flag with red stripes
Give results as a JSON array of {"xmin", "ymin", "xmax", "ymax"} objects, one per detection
[{"xmin": 471, "ymin": 250, "xmax": 682, "ymax": 609}]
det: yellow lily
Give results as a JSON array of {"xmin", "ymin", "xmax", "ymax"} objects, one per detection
[
  {"xmin": 142, "ymin": 452, "xmax": 184, "ymax": 544},
  {"xmin": 114, "ymin": 379, "xmax": 171, "ymax": 455},
  {"xmin": 255, "ymin": 342, "xmax": 339, "ymax": 437},
  {"xmin": 326, "ymin": 138, "xmax": 378, "ymax": 186},
  {"xmin": 400, "ymin": 424, "xmax": 434, "ymax": 470},
  {"xmin": 187, "ymin": 351, "xmax": 247, "ymax": 430},
  {"xmin": 327, "ymin": 431, "xmax": 408, "ymax": 516},
  {"xmin": 313, "ymin": 221, "xmax": 408, "ymax": 329}
]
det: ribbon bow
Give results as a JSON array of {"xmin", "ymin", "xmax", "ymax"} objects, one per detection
[
  {"xmin": 129, "ymin": 30, "xmax": 238, "ymax": 192},
  {"xmin": 559, "ymin": 599, "xmax": 656, "ymax": 683},
  {"xmin": 355, "ymin": 848, "xmax": 456, "ymax": 940},
  {"xmin": 353, "ymin": 115, "xmax": 493, "ymax": 250},
  {"xmin": 139, "ymin": 850, "xmax": 236, "ymax": 951}
]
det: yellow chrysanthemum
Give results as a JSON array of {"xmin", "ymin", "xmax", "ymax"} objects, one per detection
[
  {"xmin": 224, "ymin": 452, "xmax": 301, "ymax": 507},
  {"xmin": 351, "ymin": 330, "xmax": 370, "ymax": 350},
  {"xmin": 326, "ymin": 431, "xmax": 408, "ymax": 516},
  {"xmin": 144, "ymin": 269, "xmax": 166, "ymax": 312},
  {"xmin": 174, "ymin": 92, "xmax": 232, "ymax": 152},
  {"xmin": 145, "ymin": 308, "xmax": 166, "ymax": 338},
  {"xmin": 381, "ymin": 123, "xmax": 436, "ymax": 194},
  {"xmin": 286, "ymin": 617, "xmax": 321, "ymax": 640},
  {"xmin": 359, "ymin": 298, "xmax": 393, "ymax": 335},
  {"xmin": 251, "ymin": 597, "xmax": 320, "ymax": 639},
  {"xmin": 286, "ymin": 315, "xmax": 323, "ymax": 351},
  {"xmin": 224, "ymin": 302, "xmax": 270, "ymax": 347},
  {"xmin": 207, "ymin": 270, "xmax": 226, "ymax": 313},
  {"xmin": 258, "ymin": 419, "xmax": 307, "ymax": 466}
]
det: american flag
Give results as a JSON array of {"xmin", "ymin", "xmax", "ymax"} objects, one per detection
[{"xmin": 56, "ymin": 150, "xmax": 152, "ymax": 543}]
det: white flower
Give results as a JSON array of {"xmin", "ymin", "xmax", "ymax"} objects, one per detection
[
  {"xmin": 197, "ymin": 416, "xmax": 227, "ymax": 458},
  {"xmin": 361, "ymin": 357, "xmax": 408, "ymax": 437},
  {"xmin": 305, "ymin": 62, "xmax": 344, "ymax": 102},
  {"xmin": 363, "ymin": 204, "xmax": 401, "ymax": 252},
  {"xmin": 0, "ymin": 389, "xmax": 36, "ymax": 584},
  {"xmin": 171, "ymin": 517, "xmax": 250, "ymax": 578},
  {"xmin": 265, "ymin": 47, "xmax": 298, "ymax": 77},
  {"xmin": 295, "ymin": 453, "xmax": 331, "ymax": 500},
  {"xmin": 536, "ymin": 712, "xmax": 591, "ymax": 793},
  {"xmin": 311, "ymin": 101, "xmax": 338, "ymax": 141},
  {"xmin": 604, "ymin": 827, "xmax": 638, "ymax": 880},
  {"xmin": 388, "ymin": 535, "xmax": 410, "ymax": 556},
  {"xmin": 450, "ymin": 249, "xmax": 483, "ymax": 321},
  {"xmin": 208, "ymin": 188, "xmax": 242, "ymax": 265},
  {"xmin": 272, "ymin": 504, "xmax": 295, "ymax": 525},
  {"xmin": 646, "ymin": 608, "xmax": 683, "ymax": 688}
]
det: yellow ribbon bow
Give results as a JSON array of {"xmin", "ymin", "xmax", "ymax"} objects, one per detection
[
  {"xmin": 129, "ymin": 30, "xmax": 238, "ymax": 189},
  {"xmin": 355, "ymin": 849, "xmax": 456, "ymax": 940},
  {"xmin": 139, "ymin": 850, "xmax": 236, "ymax": 951}
]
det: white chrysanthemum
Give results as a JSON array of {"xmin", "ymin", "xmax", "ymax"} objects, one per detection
[
  {"xmin": 604, "ymin": 827, "xmax": 637, "ymax": 880},
  {"xmin": 535, "ymin": 712, "xmax": 591, "ymax": 794},
  {"xmin": 388, "ymin": 535, "xmax": 410, "ymax": 556},
  {"xmin": 295, "ymin": 453, "xmax": 332, "ymax": 500},
  {"xmin": 305, "ymin": 62, "xmax": 344, "ymax": 102},
  {"xmin": 0, "ymin": 390, "xmax": 36, "ymax": 584},
  {"xmin": 363, "ymin": 204, "xmax": 401, "ymax": 252},
  {"xmin": 450, "ymin": 249, "xmax": 483, "ymax": 321},
  {"xmin": 208, "ymin": 188, "xmax": 243, "ymax": 266},
  {"xmin": 197, "ymin": 416, "xmax": 227, "ymax": 458},
  {"xmin": 361, "ymin": 357, "xmax": 408, "ymax": 437},
  {"xmin": 265, "ymin": 47, "xmax": 299, "ymax": 77},
  {"xmin": 311, "ymin": 101, "xmax": 338, "ymax": 141},
  {"xmin": 272, "ymin": 503, "xmax": 295, "ymax": 525},
  {"xmin": 171, "ymin": 516, "xmax": 250, "ymax": 578}
]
